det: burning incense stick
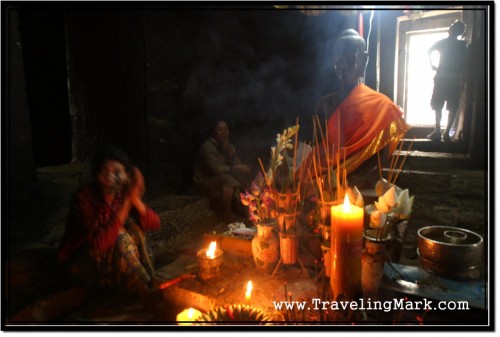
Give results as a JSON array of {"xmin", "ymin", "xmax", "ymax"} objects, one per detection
[
  {"xmin": 388, "ymin": 139, "xmax": 405, "ymax": 184},
  {"xmin": 313, "ymin": 117, "xmax": 322, "ymax": 175},
  {"xmin": 293, "ymin": 181, "xmax": 301, "ymax": 220},
  {"xmin": 297, "ymin": 140, "xmax": 308, "ymax": 178},
  {"xmin": 343, "ymin": 147, "xmax": 347, "ymax": 191},
  {"xmin": 292, "ymin": 118, "xmax": 299, "ymax": 191},
  {"xmin": 336, "ymin": 150, "xmax": 341, "ymax": 203},
  {"xmin": 377, "ymin": 151, "xmax": 383, "ymax": 182},
  {"xmin": 257, "ymin": 157, "xmax": 267, "ymax": 179},
  {"xmin": 315, "ymin": 115, "xmax": 330, "ymax": 189},
  {"xmin": 392, "ymin": 138, "xmax": 415, "ymax": 185},
  {"xmin": 311, "ymin": 151, "xmax": 324, "ymax": 203},
  {"xmin": 309, "ymin": 171, "xmax": 324, "ymax": 204}
]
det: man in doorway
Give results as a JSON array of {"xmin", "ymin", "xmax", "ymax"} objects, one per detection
[{"xmin": 427, "ymin": 20, "xmax": 467, "ymax": 141}]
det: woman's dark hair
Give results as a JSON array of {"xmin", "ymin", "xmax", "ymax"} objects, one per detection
[{"xmin": 91, "ymin": 146, "xmax": 134, "ymax": 179}]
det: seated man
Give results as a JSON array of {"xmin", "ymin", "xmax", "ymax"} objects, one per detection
[
  {"xmin": 193, "ymin": 120, "xmax": 252, "ymax": 222},
  {"xmin": 304, "ymin": 29, "xmax": 410, "ymax": 192}
]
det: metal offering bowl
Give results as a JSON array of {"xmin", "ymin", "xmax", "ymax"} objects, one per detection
[{"xmin": 417, "ymin": 226, "xmax": 484, "ymax": 277}]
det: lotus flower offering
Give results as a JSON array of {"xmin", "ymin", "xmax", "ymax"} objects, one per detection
[
  {"xmin": 368, "ymin": 184, "xmax": 414, "ymax": 240},
  {"xmin": 346, "ymin": 185, "xmax": 364, "ymax": 208},
  {"xmin": 194, "ymin": 304, "xmax": 272, "ymax": 323}
]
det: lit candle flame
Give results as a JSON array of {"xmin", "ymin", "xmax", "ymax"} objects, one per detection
[
  {"xmin": 343, "ymin": 194, "xmax": 351, "ymax": 212},
  {"xmin": 176, "ymin": 307, "xmax": 202, "ymax": 325},
  {"xmin": 245, "ymin": 280, "xmax": 253, "ymax": 301},
  {"xmin": 206, "ymin": 241, "xmax": 217, "ymax": 258}
]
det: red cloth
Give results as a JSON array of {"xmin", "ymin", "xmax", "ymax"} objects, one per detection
[
  {"xmin": 57, "ymin": 184, "xmax": 160, "ymax": 264},
  {"xmin": 326, "ymin": 83, "xmax": 405, "ymax": 157}
]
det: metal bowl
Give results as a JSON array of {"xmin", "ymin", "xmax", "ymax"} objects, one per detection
[
  {"xmin": 417, "ymin": 226, "xmax": 484, "ymax": 277},
  {"xmin": 417, "ymin": 249, "xmax": 480, "ymax": 279}
]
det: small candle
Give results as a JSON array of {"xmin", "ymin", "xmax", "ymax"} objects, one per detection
[
  {"xmin": 330, "ymin": 194, "xmax": 364, "ymax": 300},
  {"xmin": 176, "ymin": 307, "xmax": 202, "ymax": 325},
  {"xmin": 197, "ymin": 241, "xmax": 223, "ymax": 281},
  {"xmin": 245, "ymin": 280, "xmax": 253, "ymax": 302}
]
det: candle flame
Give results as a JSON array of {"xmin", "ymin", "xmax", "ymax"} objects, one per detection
[
  {"xmin": 343, "ymin": 194, "xmax": 351, "ymax": 212},
  {"xmin": 177, "ymin": 307, "xmax": 202, "ymax": 325},
  {"xmin": 245, "ymin": 280, "xmax": 253, "ymax": 300},
  {"xmin": 206, "ymin": 241, "xmax": 217, "ymax": 258}
]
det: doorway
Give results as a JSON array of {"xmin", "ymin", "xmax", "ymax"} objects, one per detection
[
  {"xmin": 394, "ymin": 10, "xmax": 465, "ymax": 139},
  {"xmin": 405, "ymin": 30, "xmax": 448, "ymax": 127}
]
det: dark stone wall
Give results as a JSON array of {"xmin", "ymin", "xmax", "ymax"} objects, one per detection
[
  {"xmin": 65, "ymin": 9, "xmax": 148, "ymax": 166},
  {"xmin": 144, "ymin": 9, "xmax": 355, "ymax": 194},
  {"xmin": 17, "ymin": 9, "xmax": 71, "ymax": 167},
  {"xmin": 7, "ymin": 5, "xmax": 489, "ymax": 196},
  {"xmin": 464, "ymin": 10, "xmax": 486, "ymax": 168},
  {"xmin": 377, "ymin": 10, "xmax": 401, "ymax": 97},
  {"xmin": 6, "ymin": 9, "xmax": 37, "ymax": 191}
]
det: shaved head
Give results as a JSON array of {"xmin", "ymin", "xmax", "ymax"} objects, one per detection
[{"xmin": 333, "ymin": 29, "xmax": 368, "ymax": 85}]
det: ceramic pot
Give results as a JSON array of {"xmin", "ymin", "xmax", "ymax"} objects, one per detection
[{"xmin": 251, "ymin": 219, "xmax": 279, "ymax": 272}]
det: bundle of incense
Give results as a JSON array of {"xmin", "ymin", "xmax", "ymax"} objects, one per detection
[{"xmin": 379, "ymin": 137, "xmax": 415, "ymax": 192}]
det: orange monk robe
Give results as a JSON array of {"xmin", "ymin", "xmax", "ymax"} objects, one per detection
[{"xmin": 311, "ymin": 84, "xmax": 410, "ymax": 178}]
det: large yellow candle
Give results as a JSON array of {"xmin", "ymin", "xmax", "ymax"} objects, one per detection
[{"xmin": 330, "ymin": 194, "xmax": 364, "ymax": 300}]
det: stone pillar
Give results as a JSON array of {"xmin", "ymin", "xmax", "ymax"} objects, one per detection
[
  {"xmin": 464, "ymin": 10, "xmax": 486, "ymax": 169},
  {"xmin": 7, "ymin": 9, "xmax": 37, "ymax": 190},
  {"xmin": 65, "ymin": 9, "xmax": 148, "ymax": 165},
  {"xmin": 17, "ymin": 9, "xmax": 71, "ymax": 167}
]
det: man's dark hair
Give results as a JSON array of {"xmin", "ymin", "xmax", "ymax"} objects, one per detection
[{"xmin": 450, "ymin": 20, "xmax": 465, "ymax": 36}]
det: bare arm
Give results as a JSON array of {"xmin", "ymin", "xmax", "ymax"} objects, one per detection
[
  {"xmin": 428, "ymin": 40, "xmax": 440, "ymax": 71},
  {"xmin": 128, "ymin": 167, "xmax": 161, "ymax": 230},
  {"xmin": 113, "ymin": 167, "xmax": 146, "ymax": 234},
  {"xmin": 128, "ymin": 167, "xmax": 147, "ymax": 216}
]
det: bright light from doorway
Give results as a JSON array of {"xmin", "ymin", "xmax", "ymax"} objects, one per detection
[{"xmin": 406, "ymin": 31, "xmax": 447, "ymax": 127}]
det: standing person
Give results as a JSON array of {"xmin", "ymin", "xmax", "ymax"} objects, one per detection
[
  {"xmin": 57, "ymin": 147, "xmax": 162, "ymax": 303},
  {"xmin": 193, "ymin": 120, "xmax": 252, "ymax": 222},
  {"xmin": 427, "ymin": 20, "xmax": 467, "ymax": 141},
  {"xmin": 306, "ymin": 29, "xmax": 410, "ymax": 189}
]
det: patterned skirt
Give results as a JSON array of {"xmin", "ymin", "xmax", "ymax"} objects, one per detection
[{"xmin": 64, "ymin": 221, "xmax": 155, "ymax": 297}]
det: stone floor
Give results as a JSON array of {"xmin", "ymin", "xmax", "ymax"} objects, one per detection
[
  {"xmin": 4, "ymin": 158, "xmax": 485, "ymax": 328},
  {"xmin": 5, "ymin": 162, "xmax": 224, "ymax": 325}
]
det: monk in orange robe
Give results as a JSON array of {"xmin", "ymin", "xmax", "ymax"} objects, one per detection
[{"xmin": 303, "ymin": 29, "xmax": 410, "ymax": 192}]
